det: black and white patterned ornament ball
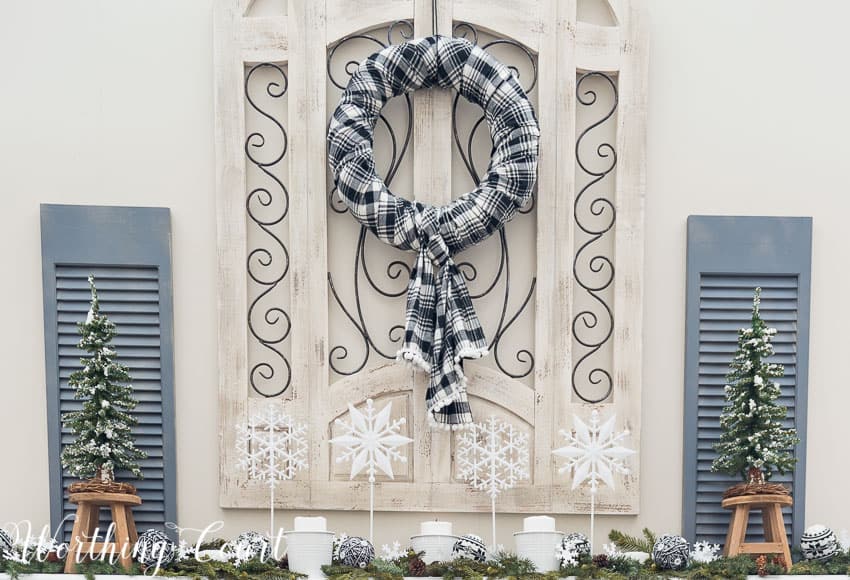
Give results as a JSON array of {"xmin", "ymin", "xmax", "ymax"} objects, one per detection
[
  {"xmin": 452, "ymin": 534, "xmax": 487, "ymax": 562},
  {"xmin": 801, "ymin": 525, "xmax": 841, "ymax": 561},
  {"xmin": 231, "ymin": 531, "xmax": 272, "ymax": 560},
  {"xmin": 338, "ymin": 536, "xmax": 375, "ymax": 568},
  {"xmin": 0, "ymin": 528, "xmax": 14, "ymax": 555},
  {"xmin": 134, "ymin": 529, "xmax": 176, "ymax": 567},
  {"xmin": 651, "ymin": 534, "xmax": 690, "ymax": 571},
  {"xmin": 562, "ymin": 532, "xmax": 591, "ymax": 557}
]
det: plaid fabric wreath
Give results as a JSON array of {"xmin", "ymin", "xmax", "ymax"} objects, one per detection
[{"xmin": 327, "ymin": 35, "xmax": 540, "ymax": 428}]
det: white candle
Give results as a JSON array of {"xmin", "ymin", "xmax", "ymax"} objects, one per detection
[
  {"xmin": 294, "ymin": 516, "xmax": 327, "ymax": 532},
  {"xmin": 420, "ymin": 521, "xmax": 453, "ymax": 535},
  {"xmin": 523, "ymin": 516, "xmax": 556, "ymax": 533}
]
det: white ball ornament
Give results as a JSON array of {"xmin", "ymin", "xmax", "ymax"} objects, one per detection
[
  {"xmin": 134, "ymin": 529, "xmax": 176, "ymax": 567},
  {"xmin": 651, "ymin": 534, "xmax": 690, "ymax": 571},
  {"xmin": 338, "ymin": 536, "xmax": 375, "ymax": 568},
  {"xmin": 452, "ymin": 534, "xmax": 487, "ymax": 562},
  {"xmin": 801, "ymin": 525, "xmax": 841, "ymax": 561}
]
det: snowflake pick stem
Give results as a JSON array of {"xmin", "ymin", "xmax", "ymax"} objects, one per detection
[
  {"xmin": 236, "ymin": 404, "xmax": 308, "ymax": 537},
  {"xmin": 456, "ymin": 416, "xmax": 530, "ymax": 550},
  {"xmin": 552, "ymin": 409, "xmax": 635, "ymax": 554},
  {"xmin": 329, "ymin": 398, "xmax": 412, "ymax": 542}
]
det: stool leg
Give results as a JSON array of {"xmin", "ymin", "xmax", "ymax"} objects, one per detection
[
  {"xmin": 726, "ymin": 505, "xmax": 750, "ymax": 557},
  {"xmin": 126, "ymin": 507, "xmax": 138, "ymax": 543},
  {"xmin": 762, "ymin": 507, "xmax": 775, "ymax": 542},
  {"xmin": 723, "ymin": 511, "xmax": 736, "ymax": 557},
  {"xmin": 767, "ymin": 504, "xmax": 791, "ymax": 570},
  {"xmin": 65, "ymin": 504, "xmax": 89, "ymax": 573},
  {"xmin": 111, "ymin": 504, "xmax": 133, "ymax": 571},
  {"xmin": 83, "ymin": 504, "xmax": 100, "ymax": 542}
]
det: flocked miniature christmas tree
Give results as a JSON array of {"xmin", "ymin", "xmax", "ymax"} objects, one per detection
[
  {"xmin": 61, "ymin": 276, "xmax": 146, "ymax": 483},
  {"xmin": 711, "ymin": 287, "xmax": 799, "ymax": 485}
]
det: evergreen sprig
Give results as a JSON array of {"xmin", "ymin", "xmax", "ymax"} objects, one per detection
[
  {"xmin": 607, "ymin": 528, "xmax": 656, "ymax": 553},
  {"xmin": 711, "ymin": 287, "xmax": 800, "ymax": 481}
]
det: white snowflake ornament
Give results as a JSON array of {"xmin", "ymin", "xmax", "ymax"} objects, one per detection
[
  {"xmin": 380, "ymin": 540, "xmax": 405, "ymax": 561},
  {"xmin": 235, "ymin": 403, "xmax": 308, "ymax": 536},
  {"xmin": 689, "ymin": 541, "xmax": 720, "ymax": 564},
  {"xmin": 456, "ymin": 416, "xmax": 530, "ymax": 498},
  {"xmin": 552, "ymin": 409, "xmax": 635, "ymax": 554},
  {"xmin": 330, "ymin": 398, "xmax": 412, "ymax": 482},
  {"xmin": 552, "ymin": 410, "xmax": 635, "ymax": 493},
  {"xmin": 237, "ymin": 405, "xmax": 308, "ymax": 483},
  {"xmin": 330, "ymin": 398, "xmax": 412, "ymax": 542},
  {"xmin": 455, "ymin": 416, "xmax": 530, "ymax": 550}
]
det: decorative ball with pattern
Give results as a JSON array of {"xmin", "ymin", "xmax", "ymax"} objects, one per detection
[
  {"xmin": 134, "ymin": 529, "xmax": 176, "ymax": 567},
  {"xmin": 338, "ymin": 536, "xmax": 375, "ymax": 568},
  {"xmin": 801, "ymin": 525, "xmax": 841, "ymax": 561},
  {"xmin": 452, "ymin": 534, "xmax": 487, "ymax": 562},
  {"xmin": 0, "ymin": 528, "xmax": 14, "ymax": 555},
  {"xmin": 651, "ymin": 534, "xmax": 690, "ymax": 571},
  {"xmin": 230, "ymin": 531, "xmax": 271, "ymax": 561},
  {"xmin": 562, "ymin": 532, "xmax": 591, "ymax": 557}
]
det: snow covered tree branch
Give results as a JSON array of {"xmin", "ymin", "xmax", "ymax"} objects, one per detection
[
  {"xmin": 711, "ymin": 287, "xmax": 799, "ymax": 483},
  {"xmin": 61, "ymin": 276, "xmax": 146, "ymax": 482}
]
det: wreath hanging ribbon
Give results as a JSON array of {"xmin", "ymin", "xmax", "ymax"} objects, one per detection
[{"xmin": 327, "ymin": 35, "xmax": 540, "ymax": 428}]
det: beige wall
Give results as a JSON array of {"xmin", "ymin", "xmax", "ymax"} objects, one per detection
[{"xmin": 1, "ymin": 0, "xmax": 848, "ymax": 549}]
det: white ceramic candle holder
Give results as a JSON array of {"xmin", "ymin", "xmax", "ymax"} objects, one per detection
[
  {"xmin": 409, "ymin": 534, "xmax": 459, "ymax": 564},
  {"xmin": 513, "ymin": 516, "xmax": 564, "ymax": 573},
  {"xmin": 410, "ymin": 521, "xmax": 457, "ymax": 564},
  {"xmin": 283, "ymin": 517, "xmax": 334, "ymax": 579}
]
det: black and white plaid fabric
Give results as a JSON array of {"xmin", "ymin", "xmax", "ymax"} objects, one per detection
[{"xmin": 327, "ymin": 35, "xmax": 540, "ymax": 428}]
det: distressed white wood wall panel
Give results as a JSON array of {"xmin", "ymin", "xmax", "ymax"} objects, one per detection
[{"xmin": 214, "ymin": 0, "xmax": 647, "ymax": 513}]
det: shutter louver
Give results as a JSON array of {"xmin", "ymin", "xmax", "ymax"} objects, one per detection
[
  {"xmin": 56, "ymin": 265, "xmax": 167, "ymax": 540},
  {"xmin": 695, "ymin": 275, "xmax": 799, "ymax": 544}
]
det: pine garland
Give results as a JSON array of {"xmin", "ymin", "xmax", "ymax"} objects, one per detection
[
  {"xmin": 60, "ymin": 276, "xmax": 146, "ymax": 481},
  {"xmin": 711, "ymin": 287, "xmax": 800, "ymax": 481}
]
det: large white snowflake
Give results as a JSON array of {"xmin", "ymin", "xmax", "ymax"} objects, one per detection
[
  {"xmin": 330, "ymin": 398, "xmax": 413, "ymax": 482},
  {"xmin": 236, "ymin": 404, "xmax": 309, "ymax": 485},
  {"xmin": 456, "ymin": 416, "xmax": 530, "ymax": 499},
  {"xmin": 552, "ymin": 410, "xmax": 635, "ymax": 493}
]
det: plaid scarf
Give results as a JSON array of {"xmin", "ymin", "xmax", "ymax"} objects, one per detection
[{"xmin": 327, "ymin": 35, "xmax": 540, "ymax": 428}]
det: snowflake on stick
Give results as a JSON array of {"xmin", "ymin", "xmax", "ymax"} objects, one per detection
[
  {"xmin": 330, "ymin": 398, "xmax": 412, "ymax": 542},
  {"xmin": 456, "ymin": 416, "xmax": 530, "ymax": 550},
  {"xmin": 236, "ymin": 403, "xmax": 308, "ymax": 536},
  {"xmin": 552, "ymin": 409, "xmax": 635, "ymax": 553}
]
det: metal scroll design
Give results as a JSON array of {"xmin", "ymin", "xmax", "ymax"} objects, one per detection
[
  {"xmin": 450, "ymin": 22, "xmax": 537, "ymax": 379},
  {"xmin": 245, "ymin": 62, "xmax": 292, "ymax": 397},
  {"xmin": 572, "ymin": 71, "xmax": 618, "ymax": 403},
  {"xmin": 327, "ymin": 22, "xmax": 415, "ymax": 376}
]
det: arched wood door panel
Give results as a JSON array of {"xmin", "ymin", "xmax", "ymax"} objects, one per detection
[{"xmin": 215, "ymin": 0, "xmax": 646, "ymax": 514}]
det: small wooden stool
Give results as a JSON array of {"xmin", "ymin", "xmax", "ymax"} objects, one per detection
[
  {"xmin": 65, "ymin": 492, "xmax": 141, "ymax": 572},
  {"xmin": 721, "ymin": 493, "xmax": 792, "ymax": 570}
]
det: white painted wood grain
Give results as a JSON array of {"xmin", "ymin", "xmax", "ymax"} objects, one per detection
[
  {"xmin": 215, "ymin": 0, "xmax": 647, "ymax": 514},
  {"xmin": 326, "ymin": 0, "xmax": 415, "ymax": 45},
  {"xmin": 214, "ymin": 0, "xmax": 251, "ymax": 506}
]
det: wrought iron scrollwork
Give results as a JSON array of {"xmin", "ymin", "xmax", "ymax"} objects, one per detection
[
  {"xmin": 326, "ymin": 21, "xmax": 538, "ymax": 381},
  {"xmin": 451, "ymin": 22, "xmax": 538, "ymax": 379},
  {"xmin": 572, "ymin": 71, "xmax": 618, "ymax": 403},
  {"xmin": 327, "ymin": 22, "xmax": 415, "ymax": 376},
  {"xmin": 245, "ymin": 62, "xmax": 292, "ymax": 397}
]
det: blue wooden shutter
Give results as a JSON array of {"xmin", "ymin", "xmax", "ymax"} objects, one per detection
[
  {"xmin": 40, "ymin": 205, "xmax": 176, "ymax": 540},
  {"xmin": 683, "ymin": 216, "xmax": 812, "ymax": 547}
]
